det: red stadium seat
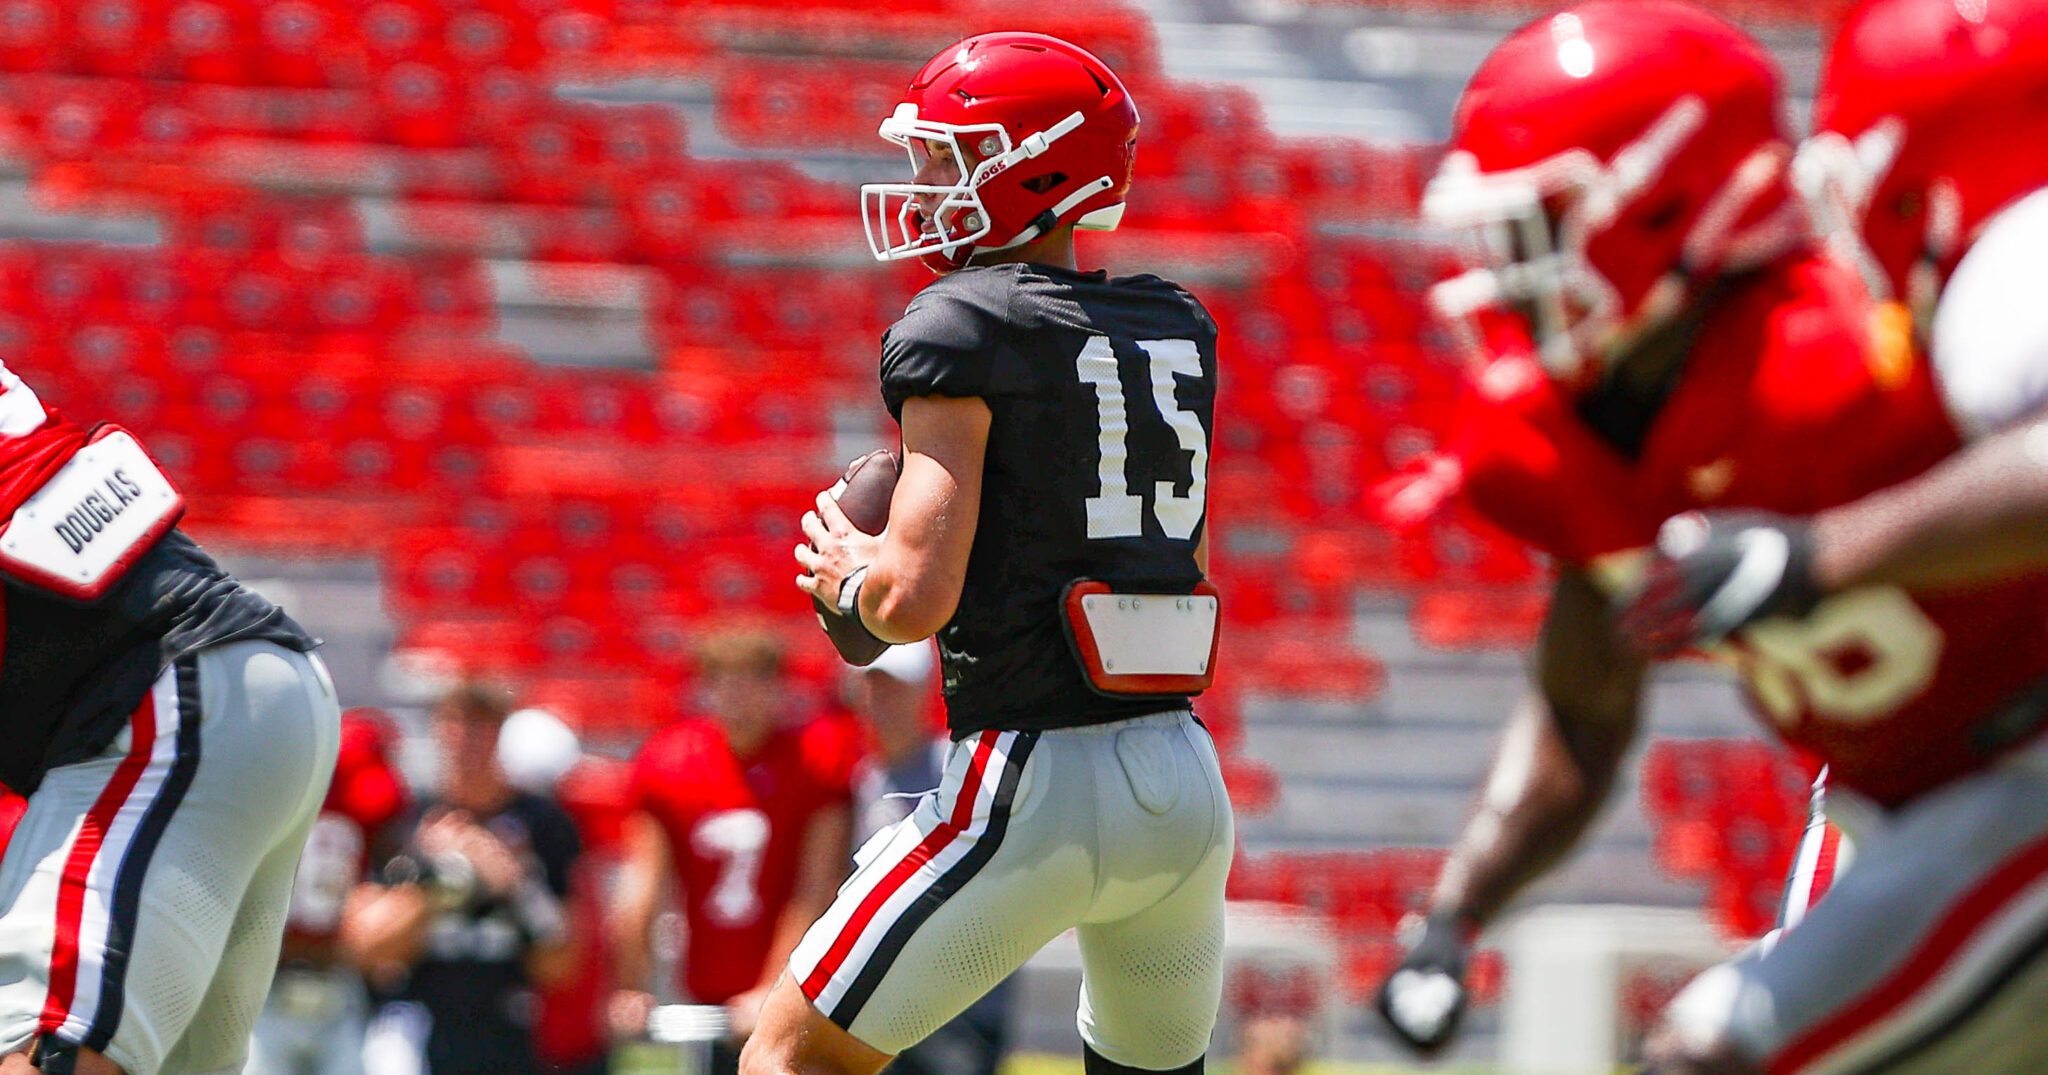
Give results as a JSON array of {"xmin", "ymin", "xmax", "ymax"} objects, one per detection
[
  {"xmin": 163, "ymin": 0, "xmax": 257, "ymax": 85},
  {"xmin": 0, "ymin": 0, "xmax": 68, "ymax": 74}
]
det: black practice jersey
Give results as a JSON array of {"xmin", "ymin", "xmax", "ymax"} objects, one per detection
[
  {"xmin": 880, "ymin": 262, "xmax": 1218, "ymax": 736},
  {"xmin": 1, "ymin": 529, "xmax": 316, "ymax": 794}
]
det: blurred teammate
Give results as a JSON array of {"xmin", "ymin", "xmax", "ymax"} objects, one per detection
[
  {"xmin": 245, "ymin": 708, "xmax": 409, "ymax": 1075},
  {"xmin": 609, "ymin": 630, "xmax": 859, "ymax": 1073},
  {"xmin": 1613, "ymin": 1, "xmax": 2048, "ymax": 1070},
  {"xmin": 347, "ymin": 683, "xmax": 580, "ymax": 1075},
  {"xmin": 759, "ymin": 32, "xmax": 1233, "ymax": 1075},
  {"xmin": 1365, "ymin": 3, "xmax": 2048, "ymax": 1073},
  {"xmin": 846, "ymin": 644, "xmax": 1015, "ymax": 1075},
  {"xmin": 1647, "ymin": 0, "xmax": 2048, "ymax": 618},
  {"xmin": 0, "ymin": 360, "xmax": 339, "ymax": 1075}
]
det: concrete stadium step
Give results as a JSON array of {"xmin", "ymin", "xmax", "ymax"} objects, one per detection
[
  {"xmin": 1242, "ymin": 720, "xmax": 1497, "ymax": 783},
  {"xmin": 1239, "ymin": 771, "xmax": 1658, "ymax": 845}
]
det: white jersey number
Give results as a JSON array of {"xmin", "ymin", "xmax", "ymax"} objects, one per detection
[
  {"xmin": 1737, "ymin": 586, "xmax": 1945, "ymax": 727},
  {"xmin": 692, "ymin": 808, "xmax": 770, "ymax": 928},
  {"xmin": 1077, "ymin": 336, "xmax": 1209, "ymax": 541}
]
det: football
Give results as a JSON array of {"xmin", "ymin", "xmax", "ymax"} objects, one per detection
[{"xmin": 813, "ymin": 449, "xmax": 900, "ymax": 666}]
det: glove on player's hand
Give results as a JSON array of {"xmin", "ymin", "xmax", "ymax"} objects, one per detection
[
  {"xmin": 1620, "ymin": 511, "xmax": 1821, "ymax": 656},
  {"xmin": 1376, "ymin": 913, "xmax": 1472, "ymax": 1055}
]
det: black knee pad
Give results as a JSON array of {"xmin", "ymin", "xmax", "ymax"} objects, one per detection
[{"xmin": 1083, "ymin": 1044, "xmax": 1202, "ymax": 1075}]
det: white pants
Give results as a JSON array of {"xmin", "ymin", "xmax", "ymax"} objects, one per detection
[
  {"xmin": 0, "ymin": 642, "xmax": 340, "ymax": 1075},
  {"xmin": 789, "ymin": 710, "xmax": 1234, "ymax": 1069},
  {"xmin": 1666, "ymin": 739, "xmax": 2048, "ymax": 1073}
]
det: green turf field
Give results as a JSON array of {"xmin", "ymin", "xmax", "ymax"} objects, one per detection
[{"xmin": 998, "ymin": 1054, "xmax": 1500, "ymax": 1075}]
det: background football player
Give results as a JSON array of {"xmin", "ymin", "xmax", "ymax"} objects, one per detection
[
  {"xmin": 759, "ymin": 32, "xmax": 1233, "ymax": 1075},
  {"xmin": 1369, "ymin": 2, "xmax": 2048, "ymax": 1072},
  {"xmin": 1633, "ymin": 0, "xmax": 2048, "ymax": 641},
  {"xmin": 608, "ymin": 628, "xmax": 860, "ymax": 1074}
]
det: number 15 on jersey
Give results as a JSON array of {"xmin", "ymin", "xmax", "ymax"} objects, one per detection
[{"xmin": 1076, "ymin": 336, "xmax": 1210, "ymax": 541}]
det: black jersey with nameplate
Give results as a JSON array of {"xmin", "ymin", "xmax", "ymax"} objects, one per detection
[
  {"xmin": 0, "ymin": 361, "xmax": 317, "ymax": 794},
  {"xmin": 1, "ymin": 529, "xmax": 317, "ymax": 794},
  {"xmin": 880, "ymin": 262, "xmax": 1218, "ymax": 737}
]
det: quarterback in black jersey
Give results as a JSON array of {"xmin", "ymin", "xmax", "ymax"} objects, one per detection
[
  {"xmin": 874, "ymin": 260, "xmax": 1217, "ymax": 735},
  {"xmin": 761, "ymin": 32, "xmax": 1233, "ymax": 1075}
]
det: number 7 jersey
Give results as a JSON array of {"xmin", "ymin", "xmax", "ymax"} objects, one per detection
[
  {"xmin": 879, "ymin": 262, "xmax": 1218, "ymax": 736},
  {"xmin": 1452, "ymin": 253, "xmax": 2048, "ymax": 807}
]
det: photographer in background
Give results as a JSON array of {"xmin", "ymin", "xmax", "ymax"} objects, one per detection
[{"xmin": 343, "ymin": 682, "xmax": 582, "ymax": 1075}]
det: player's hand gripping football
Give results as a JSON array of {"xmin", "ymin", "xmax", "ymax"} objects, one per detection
[
  {"xmin": 1376, "ymin": 912, "xmax": 1473, "ymax": 1054},
  {"xmin": 796, "ymin": 488, "xmax": 883, "ymax": 612},
  {"xmin": 1619, "ymin": 510, "xmax": 1823, "ymax": 656}
]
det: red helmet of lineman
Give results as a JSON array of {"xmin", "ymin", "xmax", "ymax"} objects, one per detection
[
  {"xmin": 1424, "ymin": 0, "xmax": 1805, "ymax": 386},
  {"xmin": 861, "ymin": 32, "xmax": 1140, "ymax": 273},
  {"xmin": 1807, "ymin": 0, "xmax": 2048, "ymax": 317}
]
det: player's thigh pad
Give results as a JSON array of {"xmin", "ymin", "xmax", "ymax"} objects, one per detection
[
  {"xmin": 1074, "ymin": 714, "xmax": 1234, "ymax": 1070},
  {"xmin": 1664, "ymin": 745, "xmax": 2048, "ymax": 1074},
  {"xmin": 0, "ymin": 641, "xmax": 340, "ymax": 1075}
]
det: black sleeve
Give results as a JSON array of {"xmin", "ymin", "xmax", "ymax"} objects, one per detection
[{"xmin": 879, "ymin": 270, "xmax": 1032, "ymax": 418}]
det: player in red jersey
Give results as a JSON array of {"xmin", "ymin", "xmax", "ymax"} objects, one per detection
[
  {"xmin": 1613, "ymin": 0, "xmax": 2048, "ymax": 1008},
  {"xmin": 247, "ymin": 709, "xmax": 410, "ymax": 1075},
  {"xmin": 1638, "ymin": 0, "xmax": 2048, "ymax": 636},
  {"xmin": 609, "ymin": 630, "xmax": 858, "ymax": 1074},
  {"xmin": 1370, "ymin": 3, "xmax": 2048, "ymax": 1072}
]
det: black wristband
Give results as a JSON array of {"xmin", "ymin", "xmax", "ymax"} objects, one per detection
[{"xmin": 32, "ymin": 1034, "xmax": 79, "ymax": 1075}]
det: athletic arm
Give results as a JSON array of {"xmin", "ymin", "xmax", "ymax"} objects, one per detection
[
  {"xmin": 336, "ymin": 880, "xmax": 435, "ymax": 987},
  {"xmin": 608, "ymin": 811, "xmax": 673, "ymax": 995},
  {"xmin": 1811, "ymin": 192, "xmax": 2048, "ymax": 592},
  {"xmin": 523, "ymin": 913, "xmax": 580, "ymax": 989},
  {"xmin": 1431, "ymin": 565, "xmax": 1649, "ymax": 926},
  {"xmin": 762, "ymin": 803, "xmax": 852, "ymax": 986},
  {"xmin": 728, "ymin": 803, "xmax": 855, "ymax": 1036},
  {"xmin": 799, "ymin": 395, "xmax": 991, "ymax": 643},
  {"xmin": 1811, "ymin": 411, "xmax": 2048, "ymax": 590}
]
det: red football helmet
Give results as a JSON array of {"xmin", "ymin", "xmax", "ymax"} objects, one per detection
[
  {"xmin": 862, "ymin": 32, "xmax": 1139, "ymax": 273},
  {"xmin": 1806, "ymin": 0, "xmax": 2048, "ymax": 318},
  {"xmin": 1424, "ymin": 0, "xmax": 1805, "ymax": 386}
]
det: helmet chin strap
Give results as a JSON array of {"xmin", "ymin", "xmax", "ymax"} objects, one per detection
[{"xmin": 977, "ymin": 175, "xmax": 1116, "ymax": 254}]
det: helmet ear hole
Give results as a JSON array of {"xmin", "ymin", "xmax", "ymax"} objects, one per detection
[{"xmin": 1021, "ymin": 172, "xmax": 1068, "ymax": 194}]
